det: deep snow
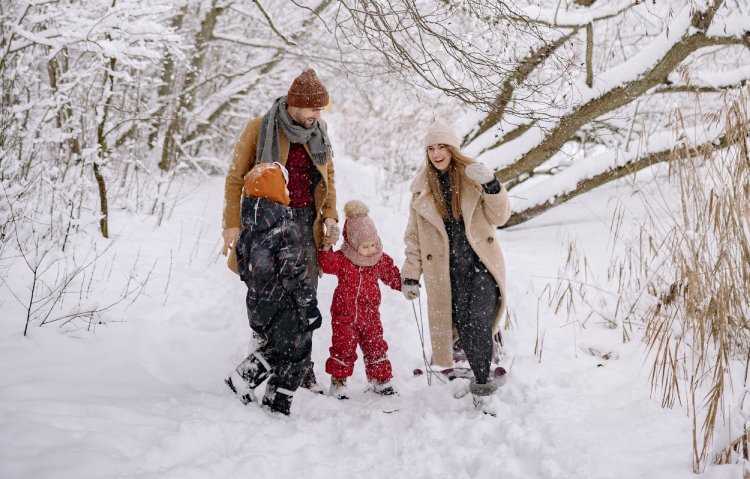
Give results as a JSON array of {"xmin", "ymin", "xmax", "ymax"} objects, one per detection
[{"xmin": 0, "ymin": 155, "xmax": 743, "ymax": 479}]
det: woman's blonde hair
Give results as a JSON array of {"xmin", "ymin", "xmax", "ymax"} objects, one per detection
[{"xmin": 425, "ymin": 145, "xmax": 475, "ymax": 220}]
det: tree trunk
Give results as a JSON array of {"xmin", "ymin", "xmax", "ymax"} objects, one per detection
[
  {"xmin": 147, "ymin": 6, "xmax": 187, "ymax": 150},
  {"xmin": 158, "ymin": 2, "xmax": 225, "ymax": 172}
]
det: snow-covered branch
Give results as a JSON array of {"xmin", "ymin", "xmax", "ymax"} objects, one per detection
[
  {"xmin": 517, "ymin": 0, "xmax": 638, "ymax": 28},
  {"xmin": 504, "ymin": 124, "xmax": 744, "ymax": 228},
  {"xmin": 477, "ymin": 1, "xmax": 743, "ymax": 184}
]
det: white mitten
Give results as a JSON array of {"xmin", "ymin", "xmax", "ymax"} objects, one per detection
[{"xmin": 465, "ymin": 163, "xmax": 496, "ymax": 184}]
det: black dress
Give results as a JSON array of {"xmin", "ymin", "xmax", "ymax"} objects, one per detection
[{"xmin": 437, "ymin": 169, "xmax": 501, "ymax": 384}]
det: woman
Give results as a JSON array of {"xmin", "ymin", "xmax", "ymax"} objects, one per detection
[{"xmin": 401, "ymin": 121, "xmax": 511, "ymax": 412}]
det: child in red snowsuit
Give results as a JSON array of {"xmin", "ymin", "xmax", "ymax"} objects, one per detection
[{"xmin": 318, "ymin": 200, "xmax": 402, "ymax": 399}]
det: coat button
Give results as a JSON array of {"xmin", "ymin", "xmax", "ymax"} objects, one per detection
[
  {"xmin": 426, "ymin": 254, "xmax": 433, "ymax": 260},
  {"xmin": 487, "ymin": 237, "xmax": 494, "ymax": 243}
]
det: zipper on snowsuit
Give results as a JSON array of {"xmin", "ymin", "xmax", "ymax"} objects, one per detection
[{"xmin": 354, "ymin": 266, "xmax": 362, "ymax": 325}]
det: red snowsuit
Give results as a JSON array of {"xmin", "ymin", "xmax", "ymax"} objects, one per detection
[{"xmin": 318, "ymin": 249, "xmax": 402, "ymax": 383}]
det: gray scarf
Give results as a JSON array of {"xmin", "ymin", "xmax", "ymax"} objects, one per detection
[{"xmin": 255, "ymin": 96, "xmax": 332, "ymax": 167}]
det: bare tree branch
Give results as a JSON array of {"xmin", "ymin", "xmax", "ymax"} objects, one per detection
[
  {"xmin": 585, "ymin": 22, "xmax": 593, "ymax": 87},
  {"xmin": 462, "ymin": 30, "xmax": 578, "ymax": 146},
  {"xmin": 251, "ymin": 0, "xmax": 297, "ymax": 46}
]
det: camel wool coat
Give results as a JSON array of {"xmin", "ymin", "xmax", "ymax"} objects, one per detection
[
  {"xmin": 402, "ymin": 166, "xmax": 511, "ymax": 367},
  {"xmin": 223, "ymin": 116, "xmax": 338, "ymax": 272}
]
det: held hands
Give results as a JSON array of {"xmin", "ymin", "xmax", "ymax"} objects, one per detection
[
  {"xmin": 465, "ymin": 162, "xmax": 496, "ymax": 185},
  {"xmin": 402, "ymin": 278, "xmax": 421, "ymax": 301},
  {"xmin": 323, "ymin": 218, "xmax": 340, "ymax": 246},
  {"xmin": 222, "ymin": 227, "xmax": 241, "ymax": 255}
]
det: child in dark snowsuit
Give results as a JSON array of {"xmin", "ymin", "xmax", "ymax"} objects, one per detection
[
  {"xmin": 318, "ymin": 200, "xmax": 402, "ymax": 399},
  {"xmin": 225, "ymin": 162, "xmax": 323, "ymax": 416}
]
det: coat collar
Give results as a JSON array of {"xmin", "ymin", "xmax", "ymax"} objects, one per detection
[
  {"xmin": 410, "ymin": 166, "xmax": 482, "ymax": 238},
  {"xmin": 410, "ymin": 167, "xmax": 446, "ymax": 239}
]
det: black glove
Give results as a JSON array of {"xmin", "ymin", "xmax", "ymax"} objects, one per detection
[
  {"xmin": 303, "ymin": 304, "xmax": 322, "ymax": 331},
  {"xmin": 402, "ymin": 278, "xmax": 420, "ymax": 300}
]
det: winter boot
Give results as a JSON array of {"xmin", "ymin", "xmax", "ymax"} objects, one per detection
[
  {"xmin": 225, "ymin": 369, "xmax": 257, "ymax": 405},
  {"xmin": 235, "ymin": 352, "xmax": 271, "ymax": 389},
  {"xmin": 329, "ymin": 377, "xmax": 350, "ymax": 400},
  {"xmin": 453, "ymin": 334, "xmax": 468, "ymax": 363},
  {"xmin": 262, "ymin": 383, "xmax": 294, "ymax": 416},
  {"xmin": 300, "ymin": 365, "xmax": 325, "ymax": 395},
  {"xmin": 470, "ymin": 380, "xmax": 499, "ymax": 416},
  {"xmin": 371, "ymin": 380, "xmax": 397, "ymax": 396}
]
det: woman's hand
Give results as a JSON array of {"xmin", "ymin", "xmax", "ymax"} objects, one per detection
[
  {"xmin": 402, "ymin": 278, "xmax": 420, "ymax": 300},
  {"xmin": 465, "ymin": 162, "xmax": 495, "ymax": 184}
]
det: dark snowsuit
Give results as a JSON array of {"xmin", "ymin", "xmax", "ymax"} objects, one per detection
[
  {"xmin": 318, "ymin": 250, "xmax": 402, "ymax": 383},
  {"xmin": 437, "ymin": 170, "xmax": 501, "ymax": 385},
  {"xmin": 234, "ymin": 196, "xmax": 322, "ymax": 414}
]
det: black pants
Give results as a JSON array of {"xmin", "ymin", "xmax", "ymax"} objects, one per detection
[
  {"xmin": 236, "ymin": 302, "xmax": 313, "ymax": 394},
  {"xmin": 289, "ymin": 206, "xmax": 318, "ymax": 382},
  {"xmin": 450, "ymin": 260, "xmax": 500, "ymax": 384},
  {"xmin": 289, "ymin": 206, "xmax": 319, "ymax": 289}
]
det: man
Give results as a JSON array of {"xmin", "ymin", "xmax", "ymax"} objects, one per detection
[{"xmin": 222, "ymin": 68, "xmax": 339, "ymax": 393}]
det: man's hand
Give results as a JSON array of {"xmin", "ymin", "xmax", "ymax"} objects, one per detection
[
  {"xmin": 222, "ymin": 227, "xmax": 241, "ymax": 255},
  {"xmin": 323, "ymin": 218, "xmax": 340, "ymax": 246}
]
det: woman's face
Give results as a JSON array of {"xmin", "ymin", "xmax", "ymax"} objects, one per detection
[{"xmin": 427, "ymin": 144, "xmax": 452, "ymax": 171}]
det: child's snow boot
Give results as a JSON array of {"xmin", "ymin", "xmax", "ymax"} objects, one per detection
[
  {"xmin": 329, "ymin": 377, "xmax": 350, "ymax": 400},
  {"xmin": 262, "ymin": 383, "xmax": 294, "ymax": 415},
  {"xmin": 235, "ymin": 352, "xmax": 271, "ymax": 388},
  {"xmin": 371, "ymin": 380, "xmax": 397, "ymax": 396},
  {"xmin": 470, "ymin": 380, "xmax": 499, "ymax": 417},
  {"xmin": 225, "ymin": 369, "xmax": 257, "ymax": 405}
]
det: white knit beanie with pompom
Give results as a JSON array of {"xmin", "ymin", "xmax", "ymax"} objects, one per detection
[{"xmin": 424, "ymin": 120, "xmax": 460, "ymax": 149}]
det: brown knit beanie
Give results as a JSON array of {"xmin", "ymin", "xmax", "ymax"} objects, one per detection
[
  {"xmin": 243, "ymin": 162, "xmax": 290, "ymax": 206},
  {"xmin": 341, "ymin": 200, "xmax": 383, "ymax": 266},
  {"xmin": 287, "ymin": 68, "xmax": 329, "ymax": 108}
]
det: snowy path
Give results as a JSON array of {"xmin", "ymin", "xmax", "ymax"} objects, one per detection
[{"xmin": 0, "ymin": 158, "xmax": 739, "ymax": 478}]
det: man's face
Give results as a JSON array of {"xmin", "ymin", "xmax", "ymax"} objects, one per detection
[{"xmin": 288, "ymin": 106, "xmax": 323, "ymax": 128}]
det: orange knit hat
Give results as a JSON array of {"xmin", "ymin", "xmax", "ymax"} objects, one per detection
[{"xmin": 243, "ymin": 162, "xmax": 290, "ymax": 206}]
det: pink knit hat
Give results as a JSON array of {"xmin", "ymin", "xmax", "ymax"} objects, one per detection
[
  {"xmin": 424, "ymin": 120, "xmax": 460, "ymax": 149},
  {"xmin": 341, "ymin": 200, "xmax": 383, "ymax": 267}
]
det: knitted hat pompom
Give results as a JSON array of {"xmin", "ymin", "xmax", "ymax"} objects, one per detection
[{"xmin": 344, "ymin": 200, "xmax": 369, "ymax": 219}]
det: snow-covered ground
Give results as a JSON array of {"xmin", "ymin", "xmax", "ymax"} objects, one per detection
[{"xmin": 0, "ymin": 155, "xmax": 742, "ymax": 479}]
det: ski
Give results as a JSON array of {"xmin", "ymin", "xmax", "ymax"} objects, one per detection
[{"xmin": 413, "ymin": 365, "xmax": 507, "ymax": 384}]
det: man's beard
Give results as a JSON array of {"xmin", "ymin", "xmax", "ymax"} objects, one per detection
[{"xmin": 289, "ymin": 110, "xmax": 315, "ymax": 128}]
